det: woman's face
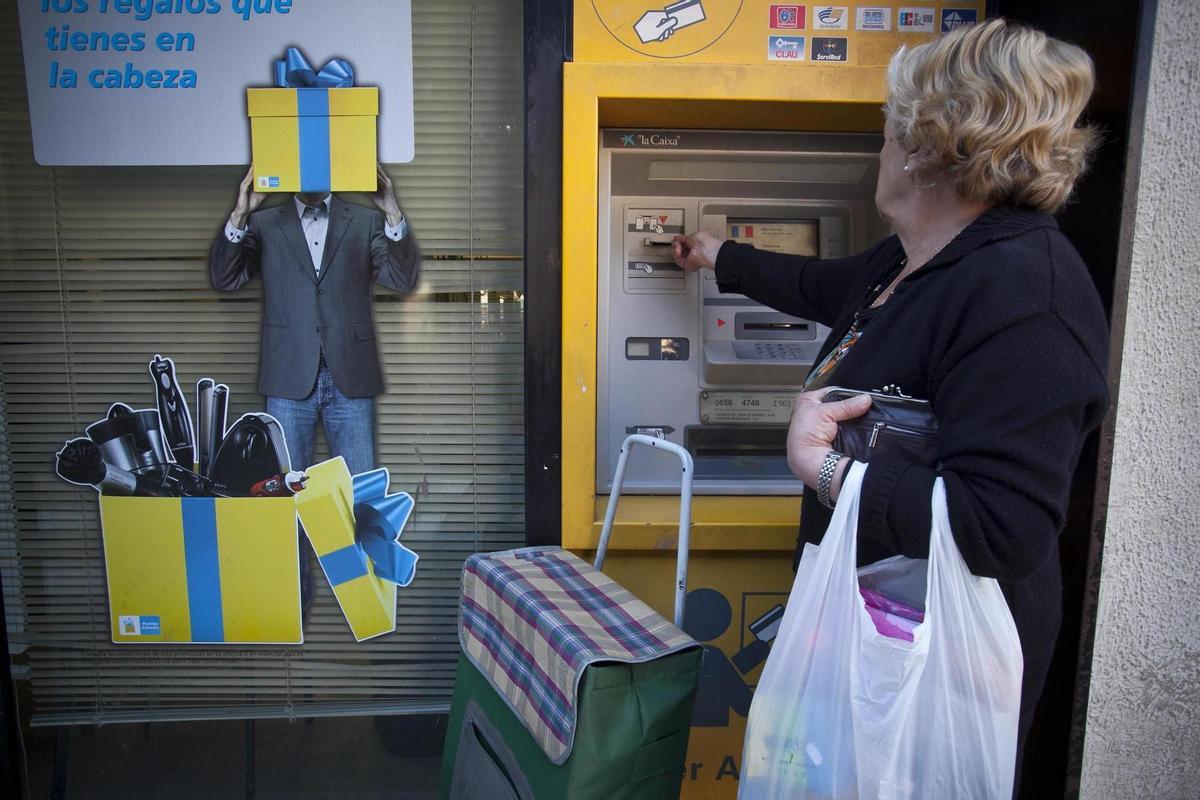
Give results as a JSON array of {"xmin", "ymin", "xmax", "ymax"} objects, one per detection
[{"xmin": 875, "ymin": 117, "xmax": 908, "ymax": 225}]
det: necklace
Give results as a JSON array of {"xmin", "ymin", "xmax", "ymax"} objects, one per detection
[
  {"xmin": 804, "ymin": 220, "xmax": 972, "ymax": 390},
  {"xmin": 870, "ymin": 223, "xmax": 969, "ymax": 309}
]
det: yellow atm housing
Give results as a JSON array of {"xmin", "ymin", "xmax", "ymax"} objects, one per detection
[{"xmin": 563, "ymin": 2, "xmax": 983, "ymax": 796}]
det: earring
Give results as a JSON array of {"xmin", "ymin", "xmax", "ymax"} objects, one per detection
[{"xmin": 903, "ymin": 163, "xmax": 911, "ymax": 174}]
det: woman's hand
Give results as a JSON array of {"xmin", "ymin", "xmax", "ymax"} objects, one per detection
[
  {"xmin": 787, "ymin": 388, "xmax": 872, "ymax": 502},
  {"xmin": 672, "ymin": 230, "xmax": 722, "ymax": 272}
]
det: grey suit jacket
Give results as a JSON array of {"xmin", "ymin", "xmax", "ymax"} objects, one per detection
[{"xmin": 209, "ymin": 197, "xmax": 420, "ymax": 399}]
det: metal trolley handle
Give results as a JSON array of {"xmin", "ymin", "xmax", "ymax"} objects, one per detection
[{"xmin": 595, "ymin": 434, "xmax": 694, "ymax": 628}]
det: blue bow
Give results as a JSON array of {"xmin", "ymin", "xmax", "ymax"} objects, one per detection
[
  {"xmin": 273, "ymin": 46, "xmax": 355, "ymax": 89},
  {"xmin": 351, "ymin": 469, "xmax": 418, "ymax": 586}
]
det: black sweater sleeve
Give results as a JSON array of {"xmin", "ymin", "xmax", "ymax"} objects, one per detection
[
  {"xmin": 714, "ymin": 238, "xmax": 890, "ymax": 327},
  {"xmin": 857, "ymin": 311, "xmax": 1108, "ymax": 582}
]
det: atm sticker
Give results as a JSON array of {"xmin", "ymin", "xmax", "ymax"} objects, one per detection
[
  {"xmin": 940, "ymin": 8, "xmax": 978, "ymax": 31},
  {"xmin": 812, "ymin": 37, "xmax": 848, "ymax": 62},
  {"xmin": 812, "ymin": 6, "xmax": 849, "ymax": 30},
  {"xmin": 897, "ymin": 7, "xmax": 935, "ymax": 32},
  {"xmin": 769, "ymin": 5, "xmax": 803, "ymax": 29},
  {"xmin": 700, "ymin": 392, "xmax": 795, "ymax": 425},
  {"xmin": 855, "ymin": 7, "xmax": 891, "ymax": 30},
  {"xmin": 730, "ymin": 225, "xmax": 754, "ymax": 237},
  {"xmin": 767, "ymin": 36, "xmax": 805, "ymax": 62}
]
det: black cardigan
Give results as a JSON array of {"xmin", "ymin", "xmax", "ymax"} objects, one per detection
[{"xmin": 715, "ymin": 206, "xmax": 1110, "ymax": 656}]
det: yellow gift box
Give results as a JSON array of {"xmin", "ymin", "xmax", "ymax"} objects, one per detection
[
  {"xmin": 294, "ymin": 457, "xmax": 398, "ymax": 642},
  {"xmin": 100, "ymin": 496, "xmax": 302, "ymax": 644},
  {"xmin": 247, "ymin": 86, "xmax": 378, "ymax": 194}
]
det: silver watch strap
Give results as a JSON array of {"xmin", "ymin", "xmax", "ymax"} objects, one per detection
[{"xmin": 816, "ymin": 450, "xmax": 843, "ymax": 509}]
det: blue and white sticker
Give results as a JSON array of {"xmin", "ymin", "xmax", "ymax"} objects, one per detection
[
  {"xmin": 855, "ymin": 7, "xmax": 891, "ymax": 31},
  {"xmin": 118, "ymin": 615, "xmax": 161, "ymax": 636},
  {"xmin": 897, "ymin": 7, "xmax": 936, "ymax": 32},
  {"xmin": 940, "ymin": 8, "xmax": 978, "ymax": 32},
  {"xmin": 768, "ymin": 35, "xmax": 806, "ymax": 62},
  {"xmin": 812, "ymin": 6, "xmax": 849, "ymax": 30},
  {"xmin": 257, "ymin": 176, "xmax": 281, "ymax": 189}
]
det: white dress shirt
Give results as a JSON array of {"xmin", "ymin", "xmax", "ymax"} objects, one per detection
[
  {"xmin": 296, "ymin": 195, "xmax": 331, "ymax": 274},
  {"xmin": 224, "ymin": 195, "xmax": 408, "ymax": 277}
]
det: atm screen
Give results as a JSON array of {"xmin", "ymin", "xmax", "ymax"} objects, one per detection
[{"xmin": 726, "ymin": 219, "xmax": 819, "ymax": 256}]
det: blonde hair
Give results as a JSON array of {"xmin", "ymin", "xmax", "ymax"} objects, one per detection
[{"xmin": 884, "ymin": 18, "xmax": 1097, "ymax": 213}]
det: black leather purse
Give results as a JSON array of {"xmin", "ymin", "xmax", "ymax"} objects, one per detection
[{"xmin": 823, "ymin": 388, "xmax": 939, "ymax": 466}]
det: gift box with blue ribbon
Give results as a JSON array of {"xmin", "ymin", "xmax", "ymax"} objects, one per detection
[
  {"xmin": 98, "ymin": 457, "xmax": 417, "ymax": 645},
  {"xmin": 295, "ymin": 457, "xmax": 418, "ymax": 642},
  {"xmin": 100, "ymin": 495, "xmax": 303, "ymax": 644},
  {"xmin": 247, "ymin": 47, "xmax": 378, "ymax": 193}
]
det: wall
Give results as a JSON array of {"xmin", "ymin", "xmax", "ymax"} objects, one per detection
[{"xmin": 1080, "ymin": 0, "xmax": 1200, "ymax": 795}]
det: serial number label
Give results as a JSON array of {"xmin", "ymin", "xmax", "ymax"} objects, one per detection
[{"xmin": 699, "ymin": 392, "xmax": 795, "ymax": 424}]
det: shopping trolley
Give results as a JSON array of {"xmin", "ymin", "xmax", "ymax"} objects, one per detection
[{"xmin": 439, "ymin": 435, "xmax": 701, "ymax": 799}]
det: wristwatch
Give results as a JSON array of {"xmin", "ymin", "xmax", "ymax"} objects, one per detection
[{"xmin": 816, "ymin": 450, "xmax": 843, "ymax": 509}]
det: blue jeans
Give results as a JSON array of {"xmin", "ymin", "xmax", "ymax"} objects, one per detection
[{"xmin": 266, "ymin": 365, "xmax": 377, "ymax": 474}]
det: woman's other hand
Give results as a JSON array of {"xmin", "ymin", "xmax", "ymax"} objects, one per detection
[
  {"xmin": 787, "ymin": 389, "xmax": 872, "ymax": 501},
  {"xmin": 672, "ymin": 231, "xmax": 722, "ymax": 272}
]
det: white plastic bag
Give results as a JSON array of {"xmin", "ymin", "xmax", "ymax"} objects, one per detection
[{"xmin": 739, "ymin": 462, "xmax": 1023, "ymax": 800}]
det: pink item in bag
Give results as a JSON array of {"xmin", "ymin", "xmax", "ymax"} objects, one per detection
[{"xmin": 860, "ymin": 587, "xmax": 925, "ymax": 642}]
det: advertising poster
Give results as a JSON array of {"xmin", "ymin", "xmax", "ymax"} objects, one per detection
[{"xmin": 16, "ymin": 0, "xmax": 415, "ymax": 164}]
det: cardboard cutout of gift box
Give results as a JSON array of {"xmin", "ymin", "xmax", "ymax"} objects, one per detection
[
  {"xmin": 54, "ymin": 356, "xmax": 419, "ymax": 646},
  {"xmin": 102, "ymin": 495, "xmax": 303, "ymax": 644},
  {"xmin": 100, "ymin": 459, "xmax": 417, "ymax": 645},
  {"xmin": 294, "ymin": 457, "xmax": 419, "ymax": 642},
  {"xmin": 248, "ymin": 48, "xmax": 377, "ymax": 193}
]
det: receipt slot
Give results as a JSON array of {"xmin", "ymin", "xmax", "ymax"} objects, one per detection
[{"xmin": 597, "ymin": 130, "xmax": 886, "ymax": 495}]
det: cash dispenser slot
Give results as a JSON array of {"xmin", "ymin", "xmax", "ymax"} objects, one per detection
[
  {"xmin": 684, "ymin": 425, "xmax": 792, "ymax": 480},
  {"xmin": 735, "ymin": 312, "xmax": 817, "ymax": 341},
  {"xmin": 743, "ymin": 322, "xmax": 808, "ymax": 332}
]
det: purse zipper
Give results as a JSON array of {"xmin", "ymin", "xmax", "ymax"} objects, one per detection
[{"xmin": 868, "ymin": 422, "xmax": 935, "ymax": 448}]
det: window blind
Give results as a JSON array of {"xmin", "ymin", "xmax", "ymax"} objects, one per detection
[
  {"xmin": 0, "ymin": 379, "xmax": 26, "ymax": 675},
  {"xmin": 0, "ymin": 0, "xmax": 525, "ymax": 725}
]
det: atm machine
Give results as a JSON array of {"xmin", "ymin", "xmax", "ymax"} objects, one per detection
[{"xmin": 596, "ymin": 129, "xmax": 887, "ymax": 496}]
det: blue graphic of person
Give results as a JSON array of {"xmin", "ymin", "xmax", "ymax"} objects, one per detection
[{"xmin": 683, "ymin": 588, "xmax": 753, "ymax": 727}]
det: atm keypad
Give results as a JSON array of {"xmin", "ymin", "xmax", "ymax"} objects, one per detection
[{"xmin": 732, "ymin": 341, "xmax": 811, "ymax": 361}]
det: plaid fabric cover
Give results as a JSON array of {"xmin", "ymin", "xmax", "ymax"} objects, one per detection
[{"xmin": 459, "ymin": 546, "xmax": 696, "ymax": 765}]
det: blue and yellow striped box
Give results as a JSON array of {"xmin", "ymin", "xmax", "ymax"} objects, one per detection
[
  {"xmin": 247, "ymin": 87, "xmax": 378, "ymax": 193},
  {"xmin": 294, "ymin": 457, "xmax": 397, "ymax": 642},
  {"xmin": 99, "ymin": 496, "xmax": 302, "ymax": 644}
]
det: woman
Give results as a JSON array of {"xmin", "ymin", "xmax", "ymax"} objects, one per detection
[{"xmin": 672, "ymin": 18, "xmax": 1108, "ymax": 785}]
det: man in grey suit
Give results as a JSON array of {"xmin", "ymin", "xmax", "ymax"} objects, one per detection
[{"xmin": 210, "ymin": 164, "xmax": 419, "ymax": 477}]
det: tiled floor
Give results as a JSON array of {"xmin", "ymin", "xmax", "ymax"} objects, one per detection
[{"xmin": 24, "ymin": 713, "xmax": 448, "ymax": 799}]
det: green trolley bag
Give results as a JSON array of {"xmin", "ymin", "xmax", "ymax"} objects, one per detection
[{"xmin": 440, "ymin": 435, "xmax": 701, "ymax": 800}]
